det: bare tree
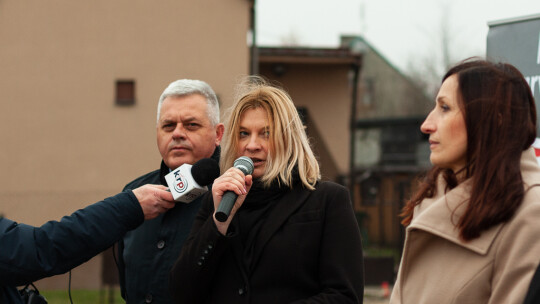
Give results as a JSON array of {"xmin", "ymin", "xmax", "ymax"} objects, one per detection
[
  {"xmin": 405, "ymin": 1, "xmax": 480, "ymax": 99},
  {"xmin": 280, "ymin": 29, "xmax": 302, "ymax": 47}
]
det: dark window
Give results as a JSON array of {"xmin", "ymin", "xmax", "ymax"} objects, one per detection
[
  {"xmin": 360, "ymin": 174, "xmax": 380, "ymax": 206},
  {"xmin": 380, "ymin": 125, "xmax": 423, "ymax": 165},
  {"xmin": 116, "ymin": 80, "xmax": 135, "ymax": 106}
]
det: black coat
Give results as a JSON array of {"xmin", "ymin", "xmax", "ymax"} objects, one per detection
[
  {"xmin": 169, "ymin": 181, "xmax": 364, "ymax": 304},
  {"xmin": 524, "ymin": 262, "xmax": 540, "ymax": 304},
  {"xmin": 118, "ymin": 161, "xmax": 205, "ymax": 303}
]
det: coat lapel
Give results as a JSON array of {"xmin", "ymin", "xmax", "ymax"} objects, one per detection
[
  {"xmin": 409, "ymin": 175, "xmax": 503, "ymax": 255},
  {"xmin": 228, "ymin": 220, "xmax": 251, "ymax": 281},
  {"xmin": 250, "ymin": 186, "xmax": 313, "ymax": 270}
]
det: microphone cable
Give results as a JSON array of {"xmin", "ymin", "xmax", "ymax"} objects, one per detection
[
  {"xmin": 68, "ymin": 270, "xmax": 74, "ymax": 304},
  {"xmin": 112, "ymin": 242, "xmax": 128, "ymax": 303}
]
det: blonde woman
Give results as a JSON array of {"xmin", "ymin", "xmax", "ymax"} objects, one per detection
[{"xmin": 169, "ymin": 78, "xmax": 364, "ymax": 303}]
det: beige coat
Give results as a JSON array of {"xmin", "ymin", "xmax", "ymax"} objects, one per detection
[{"xmin": 390, "ymin": 148, "xmax": 540, "ymax": 304}]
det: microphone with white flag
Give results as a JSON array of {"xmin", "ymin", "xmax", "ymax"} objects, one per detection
[{"xmin": 165, "ymin": 158, "xmax": 220, "ymax": 203}]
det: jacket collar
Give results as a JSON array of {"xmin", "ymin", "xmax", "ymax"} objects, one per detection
[{"xmin": 408, "ymin": 147, "xmax": 538, "ymax": 255}]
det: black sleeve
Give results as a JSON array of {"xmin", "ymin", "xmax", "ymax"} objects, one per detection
[
  {"xmin": 0, "ymin": 190, "xmax": 144, "ymax": 286},
  {"xmin": 169, "ymin": 193, "xmax": 233, "ymax": 303}
]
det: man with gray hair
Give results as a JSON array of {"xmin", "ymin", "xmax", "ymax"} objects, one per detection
[{"xmin": 117, "ymin": 79, "xmax": 224, "ymax": 303}]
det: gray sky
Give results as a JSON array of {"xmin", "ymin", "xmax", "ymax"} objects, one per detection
[{"xmin": 257, "ymin": 0, "xmax": 540, "ymax": 73}]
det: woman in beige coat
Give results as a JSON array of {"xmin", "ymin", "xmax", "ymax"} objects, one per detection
[{"xmin": 390, "ymin": 59, "xmax": 540, "ymax": 304}]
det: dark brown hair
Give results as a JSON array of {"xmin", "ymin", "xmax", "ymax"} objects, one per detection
[{"xmin": 401, "ymin": 59, "xmax": 537, "ymax": 241}]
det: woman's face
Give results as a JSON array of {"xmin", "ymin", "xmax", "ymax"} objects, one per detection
[
  {"xmin": 236, "ymin": 107, "xmax": 270, "ymax": 179},
  {"xmin": 421, "ymin": 75, "xmax": 468, "ymax": 173}
]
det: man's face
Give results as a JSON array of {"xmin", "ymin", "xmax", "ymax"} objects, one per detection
[{"xmin": 157, "ymin": 94, "xmax": 223, "ymax": 169}]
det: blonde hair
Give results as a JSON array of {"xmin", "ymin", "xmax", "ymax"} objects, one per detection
[{"xmin": 221, "ymin": 77, "xmax": 320, "ymax": 190}]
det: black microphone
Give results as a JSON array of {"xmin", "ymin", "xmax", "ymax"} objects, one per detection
[
  {"xmin": 215, "ymin": 156, "xmax": 254, "ymax": 222},
  {"xmin": 164, "ymin": 158, "xmax": 220, "ymax": 203}
]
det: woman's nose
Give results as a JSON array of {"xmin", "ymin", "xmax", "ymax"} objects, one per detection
[
  {"xmin": 246, "ymin": 136, "xmax": 260, "ymax": 151},
  {"xmin": 420, "ymin": 111, "xmax": 436, "ymax": 134}
]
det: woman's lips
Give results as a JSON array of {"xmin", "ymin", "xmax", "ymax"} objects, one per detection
[{"xmin": 251, "ymin": 158, "xmax": 265, "ymax": 166}]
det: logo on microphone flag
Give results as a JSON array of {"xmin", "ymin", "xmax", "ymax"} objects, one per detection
[
  {"xmin": 173, "ymin": 170, "xmax": 188, "ymax": 194},
  {"xmin": 165, "ymin": 163, "xmax": 208, "ymax": 203}
]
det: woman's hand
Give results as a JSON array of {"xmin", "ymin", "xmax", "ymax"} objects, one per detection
[{"xmin": 212, "ymin": 167, "xmax": 253, "ymax": 235}]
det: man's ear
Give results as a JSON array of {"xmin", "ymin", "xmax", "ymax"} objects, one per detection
[{"xmin": 215, "ymin": 123, "xmax": 225, "ymax": 145}]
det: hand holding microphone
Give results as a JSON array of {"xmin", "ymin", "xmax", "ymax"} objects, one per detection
[
  {"xmin": 213, "ymin": 156, "xmax": 254, "ymax": 225},
  {"xmin": 132, "ymin": 184, "xmax": 175, "ymax": 220}
]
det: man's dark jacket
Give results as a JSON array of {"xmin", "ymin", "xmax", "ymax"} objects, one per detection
[
  {"xmin": 0, "ymin": 191, "xmax": 144, "ymax": 304},
  {"xmin": 118, "ymin": 149, "xmax": 219, "ymax": 303}
]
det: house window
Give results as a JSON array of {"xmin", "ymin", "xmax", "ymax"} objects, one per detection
[{"xmin": 116, "ymin": 80, "xmax": 135, "ymax": 106}]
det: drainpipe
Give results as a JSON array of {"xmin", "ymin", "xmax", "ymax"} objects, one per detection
[
  {"xmin": 349, "ymin": 56, "xmax": 362, "ymax": 204},
  {"xmin": 249, "ymin": 0, "xmax": 258, "ymax": 75}
]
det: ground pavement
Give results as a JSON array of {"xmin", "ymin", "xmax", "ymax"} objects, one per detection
[{"xmin": 363, "ymin": 284, "xmax": 392, "ymax": 304}]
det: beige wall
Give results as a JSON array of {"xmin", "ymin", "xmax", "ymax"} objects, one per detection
[{"xmin": 0, "ymin": 0, "xmax": 250, "ymax": 289}]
